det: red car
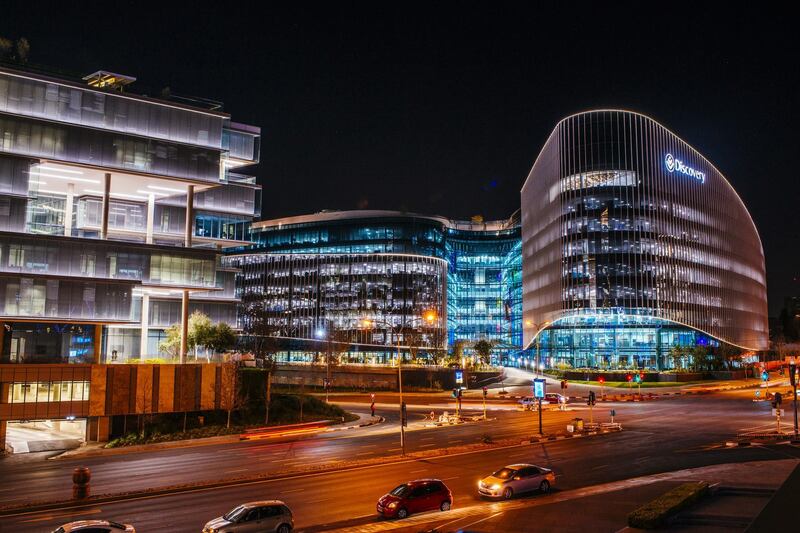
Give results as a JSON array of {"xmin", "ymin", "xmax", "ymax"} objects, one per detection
[{"xmin": 376, "ymin": 479, "xmax": 453, "ymax": 519}]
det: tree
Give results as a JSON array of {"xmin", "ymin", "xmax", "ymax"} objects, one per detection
[
  {"xmin": 158, "ymin": 311, "xmax": 224, "ymax": 361},
  {"xmin": 0, "ymin": 36, "xmax": 30, "ymax": 64},
  {"xmin": 220, "ymin": 361, "xmax": 247, "ymax": 429},
  {"xmin": 472, "ymin": 339, "xmax": 495, "ymax": 368},
  {"xmin": 449, "ymin": 340, "xmax": 468, "ymax": 366},
  {"xmin": 669, "ymin": 345, "xmax": 686, "ymax": 371},
  {"xmin": 716, "ymin": 343, "xmax": 742, "ymax": 370},
  {"xmin": 428, "ymin": 347, "xmax": 446, "ymax": 366},
  {"xmin": 241, "ymin": 304, "xmax": 281, "ymax": 424},
  {"xmin": 207, "ymin": 323, "xmax": 237, "ymax": 356},
  {"xmin": 404, "ymin": 331, "xmax": 425, "ymax": 364}
]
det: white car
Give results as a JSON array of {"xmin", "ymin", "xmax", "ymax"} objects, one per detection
[
  {"xmin": 478, "ymin": 463, "xmax": 556, "ymax": 499},
  {"xmin": 203, "ymin": 501, "xmax": 293, "ymax": 533},
  {"xmin": 53, "ymin": 521, "xmax": 135, "ymax": 533}
]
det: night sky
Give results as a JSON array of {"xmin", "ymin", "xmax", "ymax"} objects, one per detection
[{"xmin": 2, "ymin": 3, "xmax": 797, "ymax": 314}]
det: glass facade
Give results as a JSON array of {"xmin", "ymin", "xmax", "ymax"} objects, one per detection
[
  {"xmin": 521, "ymin": 110, "xmax": 769, "ymax": 369},
  {"xmin": 0, "ymin": 64, "xmax": 261, "ymax": 363},
  {"xmin": 230, "ymin": 211, "xmax": 524, "ymax": 363},
  {"xmin": 230, "ymin": 252, "xmax": 447, "ymax": 362},
  {"xmin": 445, "ymin": 218, "xmax": 522, "ymax": 364}
]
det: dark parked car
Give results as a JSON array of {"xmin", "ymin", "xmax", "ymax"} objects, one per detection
[{"xmin": 376, "ymin": 479, "xmax": 453, "ymax": 519}]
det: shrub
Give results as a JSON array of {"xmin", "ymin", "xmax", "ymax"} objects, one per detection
[{"xmin": 628, "ymin": 482, "xmax": 709, "ymax": 529}]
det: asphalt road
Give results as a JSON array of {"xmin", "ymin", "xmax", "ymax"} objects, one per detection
[
  {"xmin": 0, "ymin": 403, "xmax": 580, "ymax": 506},
  {"xmin": 1, "ymin": 390, "xmax": 793, "ymax": 532}
]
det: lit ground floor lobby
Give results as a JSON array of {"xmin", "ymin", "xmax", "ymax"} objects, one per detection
[{"xmin": 3, "ymin": 418, "xmax": 86, "ymax": 453}]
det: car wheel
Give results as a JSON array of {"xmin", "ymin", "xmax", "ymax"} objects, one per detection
[
  {"xmin": 397, "ymin": 507, "xmax": 408, "ymax": 519},
  {"xmin": 503, "ymin": 487, "xmax": 514, "ymax": 499},
  {"xmin": 540, "ymin": 480, "xmax": 551, "ymax": 493},
  {"xmin": 440, "ymin": 500, "xmax": 451, "ymax": 511},
  {"xmin": 277, "ymin": 524, "xmax": 292, "ymax": 533}
]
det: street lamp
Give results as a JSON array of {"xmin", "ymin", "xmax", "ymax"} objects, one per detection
[
  {"xmin": 525, "ymin": 320, "xmax": 548, "ymax": 377},
  {"xmin": 361, "ymin": 310, "xmax": 438, "ymax": 456}
]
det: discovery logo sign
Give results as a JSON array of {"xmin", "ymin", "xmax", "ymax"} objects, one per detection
[{"xmin": 665, "ymin": 153, "xmax": 705, "ymax": 183}]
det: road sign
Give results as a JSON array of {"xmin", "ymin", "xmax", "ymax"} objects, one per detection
[
  {"xmin": 455, "ymin": 370, "xmax": 463, "ymax": 384},
  {"xmin": 533, "ymin": 378, "xmax": 546, "ymax": 399}
]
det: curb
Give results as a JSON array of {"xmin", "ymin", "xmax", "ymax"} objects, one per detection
[{"xmin": 325, "ymin": 416, "xmax": 384, "ymax": 432}]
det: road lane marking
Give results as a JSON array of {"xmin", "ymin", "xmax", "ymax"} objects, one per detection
[
  {"xmin": 22, "ymin": 508, "xmax": 102, "ymax": 523},
  {"xmin": 441, "ymin": 476, "xmax": 460, "ymax": 481},
  {"xmin": 280, "ymin": 488, "xmax": 305, "ymax": 494},
  {"xmin": 225, "ymin": 468, "xmax": 249, "ymax": 473},
  {"xmin": 410, "ymin": 469, "xmax": 427, "ymax": 473},
  {"xmin": 459, "ymin": 510, "xmax": 505, "ymax": 529},
  {"xmin": 419, "ymin": 443, "xmax": 436, "ymax": 447},
  {"xmin": 308, "ymin": 497, "xmax": 331, "ymax": 504}
]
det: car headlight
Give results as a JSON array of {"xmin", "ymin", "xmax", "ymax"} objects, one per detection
[
  {"xmin": 491, "ymin": 484, "xmax": 501, "ymax": 490},
  {"xmin": 387, "ymin": 502, "xmax": 397, "ymax": 508}
]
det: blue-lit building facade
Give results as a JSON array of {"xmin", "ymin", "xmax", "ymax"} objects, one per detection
[
  {"xmin": 521, "ymin": 110, "xmax": 768, "ymax": 370},
  {"xmin": 227, "ymin": 210, "xmax": 523, "ymax": 364},
  {"xmin": 0, "ymin": 64, "xmax": 261, "ymax": 363}
]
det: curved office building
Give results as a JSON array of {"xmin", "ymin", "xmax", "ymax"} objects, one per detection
[
  {"xmin": 521, "ymin": 110, "xmax": 768, "ymax": 369},
  {"xmin": 227, "ymin": 210, "xmax": 523, "ymax": 364}
]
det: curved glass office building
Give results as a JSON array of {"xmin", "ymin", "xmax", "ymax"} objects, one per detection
[
  {"xmin": 521, "ymin": 110, "xmax": 768, "ymax": 370},
  {"xmin": 227, "ymin": 210, "xmax": 523, "ymax": 364}
]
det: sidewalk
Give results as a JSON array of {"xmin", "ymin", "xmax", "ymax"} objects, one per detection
[{"xmin": 51, "ymin": 413, "xmax": 382, "ymax": 460}]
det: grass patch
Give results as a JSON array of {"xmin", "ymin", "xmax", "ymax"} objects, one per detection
[
  {"xmin": 568, "ymin": 380, "xmax": 703, "ymax": 388},
  {"xmin": 628, "ymin": 482, "xmax": 710, "ymax": 529},
  {"xmin": 105, "ymin": 393, "xmax": 357, "ymax": 448}
]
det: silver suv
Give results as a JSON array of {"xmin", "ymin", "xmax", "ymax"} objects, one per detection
[{"xmin": 478, "ymin": 464, "xmax": 555, "ymax": 499}]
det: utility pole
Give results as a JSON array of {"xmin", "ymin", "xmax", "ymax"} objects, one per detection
[
  {"xmin": 790, "ymin": 363, "xmax": 797, "ymax": 437},
  {"xmin": 538, "ymin": 397, "xmax": 543, "ymax": 435}
]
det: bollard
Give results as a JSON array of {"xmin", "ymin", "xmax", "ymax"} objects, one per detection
[{"xmin": 72, "ymin": 466, "xmax": 91, "ymax": 499}]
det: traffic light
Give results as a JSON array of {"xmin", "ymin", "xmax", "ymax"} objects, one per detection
[
  {"xmin": 790, "ymin": 364, "xmax": 797, "ymax": 388},
  {"xmin": 639, "ymin": 372, "xmax": 645, "ymax": 382},
  {"xmin": 401, "ymin": 401, "xmax": 408, "ymax": 427},
  {"xmin": 598, "ymin": 376, "xmax": 605, "ymax": 385},
  {"xmin": 633, "ymin": 374, "xmax": 641, "ymax": 383},
  {"xmin": 626, "ymin": 374, "xmax": 633, "ymax": 382},
  {"xmin": 452, "ymin": 388, "xmax": 458, "ymax": 398},
  {"xmin": 587, "ymin": 390, "xmax": 596, "ymax": 406},
  {"xmin": 482, "ymin": 386, "xmax": 488, "ymax": 398},
  {"xmin": 772, "ymin": 392, "xmax": 783, "ymax": 409}
]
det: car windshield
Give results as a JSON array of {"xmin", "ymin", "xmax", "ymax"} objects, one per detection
[
  {"xmin": 223, "ymin": 505, "xmax": 249, "ymax": 521},
  {"xmin": 390, "ymin": 484, "xmax": 411, "ymax": 497},
  {"xmin": 492, "ymin": 468, "xmax": 516, "ymax": 479}
]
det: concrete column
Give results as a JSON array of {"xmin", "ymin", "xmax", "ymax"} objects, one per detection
[
  {"xmin": 0, "ymin": 420, "xmax": 7, "ymax": 454},
  {"xmin": 64, "ymin": 183, "xmax": 75, "ymax": 236},
  {"xmin": 180, "ymin": 289, "xmax": 189, "ymax": 364},
  {"xmin": 88, "ymin": 416, "xmax": 111, "ymax": 442},
  {"xmin": 101, "ymin": 173, "xmax": 111, "ymax": 239},
  {"xmin": 146, "ymin": 192, "xmax": 156, "ymax": 244},
  {"xmin": 0, "ymin": 321, "xmax": 5, "ymax": 360},
  {"xmin": 140, "ymin": 293, "xmax": 150, "ymax": 360},
  {"xmin": 184, "ymin": 184, "xmax": 194, "ymax": 247},
  {"xmin": 93, "ymin": 324, "xmax": 103, "ymax": 364}
]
